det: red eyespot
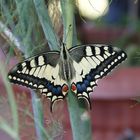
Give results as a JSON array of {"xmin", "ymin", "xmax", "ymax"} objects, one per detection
[
  {"xmin": 62, "ymin": 84, "xmax": 69, "ymax": 93},
  {"xmin": 71, "ymin": 83, "xmax": 77, "ymax": 92}
]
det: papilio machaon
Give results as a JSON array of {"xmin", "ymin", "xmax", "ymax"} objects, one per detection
[{"xmin": 8, "ymin": 44, "xmax": 127, "ymax": 111}]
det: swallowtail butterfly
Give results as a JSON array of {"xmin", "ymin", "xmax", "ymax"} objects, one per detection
[{"xmin": 8, "ymin": 44, "xmax": 127, "ymax": 110}]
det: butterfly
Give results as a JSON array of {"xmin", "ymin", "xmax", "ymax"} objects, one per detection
[{"xmin": 8, "ymin": 44, "xmax": 127, "ymax": 111}]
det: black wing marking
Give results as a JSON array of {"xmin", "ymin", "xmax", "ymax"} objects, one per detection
[
  {"xmin": 8, "ymin": 51, "xmax": 68, "ymax": 111},
  {"xmin": 69, "ymin": 44, "xmax": 127, "ymax": 107}
]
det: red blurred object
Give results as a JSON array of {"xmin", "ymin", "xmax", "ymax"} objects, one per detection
[
  {"xmin": 92, "ymin": 67, "xmax": 140, "ymax": 99},
  {"xmin": 78, "ymin": 24, "xmax": 140, "ymax": 46}
]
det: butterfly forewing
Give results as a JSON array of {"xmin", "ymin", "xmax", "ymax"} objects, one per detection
[
  {"xmin": 8, "ymin": 51, "xmax": 68, "ymax": 110},
  {"xmin": 69, "ymin": 44, "xmax": 127, "ymax": 106}
]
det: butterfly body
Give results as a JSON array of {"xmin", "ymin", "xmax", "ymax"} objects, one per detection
[
  {"xmin": 59, "ymin": 45, "xmax": 75, "ymax": 81},
  {"xmin": 8, "ymin": 44, "xmax": 127, "ymax": 110}
]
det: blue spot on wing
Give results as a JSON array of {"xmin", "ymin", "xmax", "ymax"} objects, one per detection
[
  {"xmin": 52, "ymin": 86, "xmax": 62, "ymax": 95},
  {"xmin": 47, "ymin": 83, "xmax": 53, "ymax": 91},
  {"xmin": 77, "ymin": 84, "xmax": 83, "ymax": 93},
  {"xmin": 57, "ymin": 87, "xmax": 62, "ymax": 94},
  {"xmin": 86, "ymin": 75, "xmax": 92, "ymax": 81},
  {"xmin": 84, "ymin": 80, "xmax": 90, "ymax": 86},
  {"xmin": 45, "ymin": 81, "xmax": 64, "ymax": 96},
  {"xmin": 76, "ymin": 70, "xmax": 95, "ymax": 93},
  {"xmin": 52, "ymin": 88, "xmax": 57, "ymax": 94},
  {"xmin": 81, "ymin": 84, "xmax": 86, "ymax": 92}
]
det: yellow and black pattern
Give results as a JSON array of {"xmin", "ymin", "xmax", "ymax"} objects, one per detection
[
  {"xmin": 69, "ymin": 44, "xmax": 127, "ymax": 107},
  {"xmin": 8, "ymin": 44, "xmax": 127, "ymax": 111}
]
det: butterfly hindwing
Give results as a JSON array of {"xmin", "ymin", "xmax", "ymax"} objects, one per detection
[
  {"xmin": 8, "ymin": 51, "xmax": 68, "ymax": 110},
  {"xmin": 69, "ymin": 44, "xmax": 127, "ymax": 107}
]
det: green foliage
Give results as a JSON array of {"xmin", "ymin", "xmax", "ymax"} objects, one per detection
[
  {"xmin": 0, "ymin": 61, "xmax": 19, "ymax": 140},
  {"xmin": 0, "ymin": 0, "xmax": 93, "ymax": 140},
  {"xmin": 61, "ymin": 0, "xmax": 92, "ymax": 140}
]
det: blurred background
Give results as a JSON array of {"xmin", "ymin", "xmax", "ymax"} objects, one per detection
[{"xmin": 0, "ymin": 0, "xmax": 140, "ymax": 140}]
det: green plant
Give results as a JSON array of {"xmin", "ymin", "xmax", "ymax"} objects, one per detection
[{"xmin": 0, "ymin": 0, "xmax": 92, "ymax": 140}]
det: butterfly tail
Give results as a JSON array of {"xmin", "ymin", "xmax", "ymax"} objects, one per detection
[{"xmin": 77, "ymin": 92, "xmax": 92, "ymax": 109}]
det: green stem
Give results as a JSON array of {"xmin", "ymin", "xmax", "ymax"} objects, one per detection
[
  {"xmin": 61, "ymin": 0, "xmax": 92, "ymax": 140},
  {"xmin": 1, "ymin": 0, "xmax": 57, "ymax": 139},
  {"xmin": 33, "ymin": 0, "xmax": 62, "ymax": 139},
  {"xmin": 61, "ymin": 0, "xmax": 74, "ymax": 48},
  {"xmin": 1, "ymin": 4, "xmax": 47, "ymax": 140},
  {"xmin": 33, "ymin": 0, "xmax": 59, "ymax": 51},
  {"xmin": 31, "ymin": 90, "xmax": 52, "ymax": 140},
  {"xmin": 0, "ymin": 61, "xmax": 19, "ymax": 140}
]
